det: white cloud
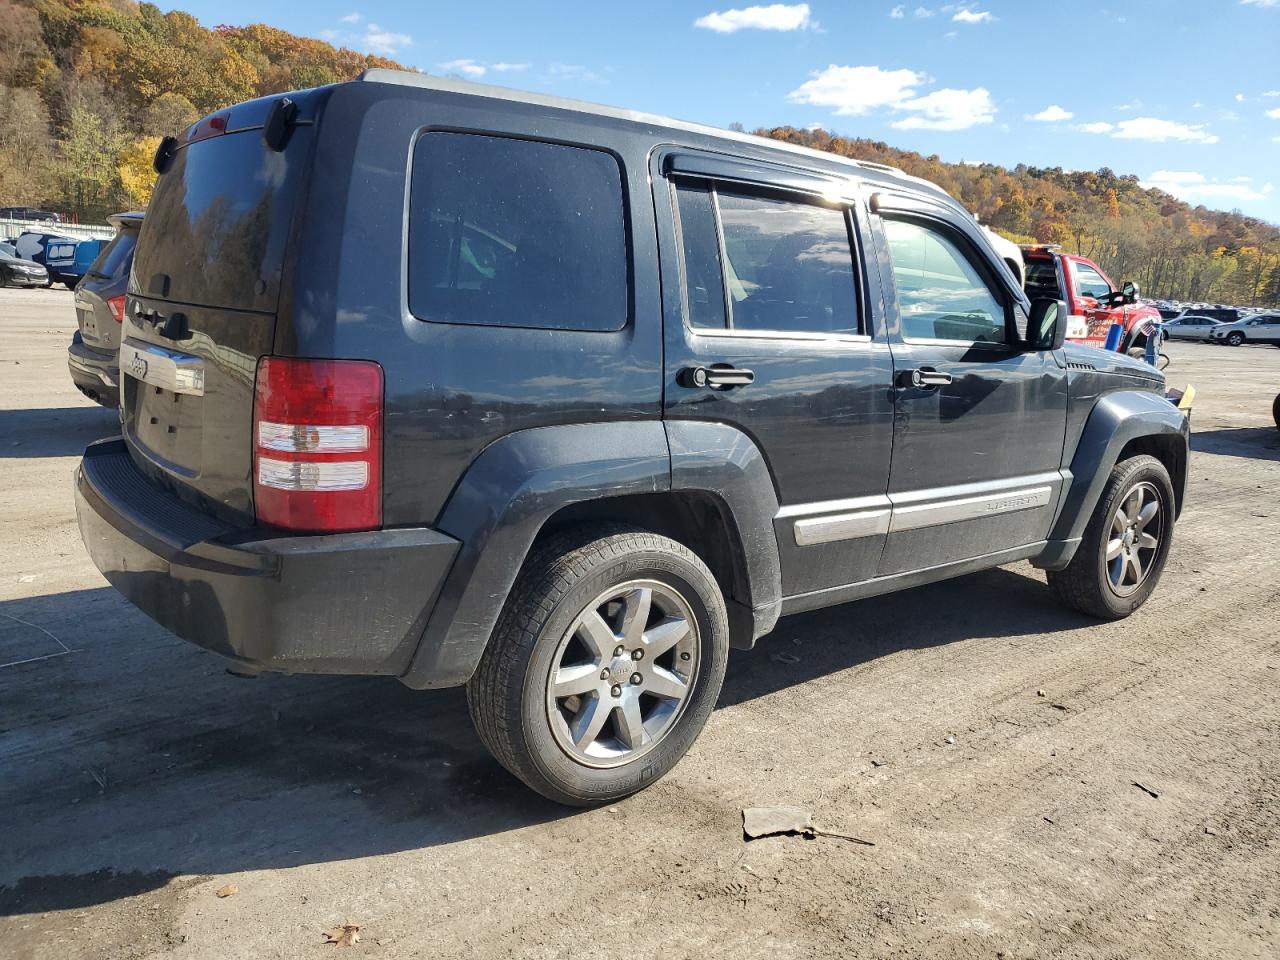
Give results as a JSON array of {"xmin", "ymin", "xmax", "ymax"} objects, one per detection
[
  {"xmin": 1264, "ymin": 90, "xmax": 1280, "ymax": 97},
  {"xmin": 694, "ymin": 3, "xmax": 812, "ymax": 32},
  {"xmin": 362, "ymin": 23, "xmax": 412, "ymax": 56},
  {"xmin": 891, "ymin": 87, "xmax": 996, "ymax": 130},
  {"xmin": 952, "ymin": 8, "xmax": 994, "ymax": 23},
  {"xmin": 1112, "ymin": 117, "xmax": 1218, "ymax": 143},
  {"xmin": 1114, "ymin": 99, "xmax": 1141, "ymax": 112},
  {"xmin": 491, "ymin": 62, "xmax": 529, "ymax": 72},
  {"xmin": 890, "ymin": 4, "xmax": 905, "ymax": 17},
  {"xmin": 1143, "ymin": 170, "xmax": 1270, "ymax": 202},
  {"xmin": 439, "ymin": 59, "xmax": 487, "ymax": 78},
  {"xmin": 549, "ymin": 63, "xmax": 604, "ymax": 84},
  {"xmin": 914, "ymin": 5, "xmax": 934, "ymax": 16},
  {"xmin": 1075, "ymin": 121, "xmax": 1115, "ymax": 134},
  {"xmin": 787, "ymin": 64, "xmax": 926, "ymax": 115},
  {"xmin": 1239, "ymin": 0, "xmax": 1279, "ymax": 7},
  {"xmin": 789, "ymin": 64, "xmax": 994, "ymax": 130},
  {"xmin": 340, "ymin": 12, "xmax": 361, "ymax": 23},
  {"xmin": 1028, "ymin": 104, "xmax": 1073, "ymax": 122},
  {"xmin": 1235, "ymin": 93, "xmax": 1246, "ymax": 102},
  {"xmin": 1267, "ymin": 107, "xmax": 1280, "ymax": 119}
]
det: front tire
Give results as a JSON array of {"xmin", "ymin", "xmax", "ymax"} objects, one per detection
[
  {"xmin": 1047, "ymin": 455, "xmax": 1174, "ymax": 620},
  {"xmin": 1226, "ymin": 332, "xmax": 1245, "ymax": 346},
  {"xmin": 1272, "ymin": 393, "xmax": 1280, "ymax": 430},
  {"xmin": 467, "ymin": 525, "xmax": 729, "ymax": 806}
]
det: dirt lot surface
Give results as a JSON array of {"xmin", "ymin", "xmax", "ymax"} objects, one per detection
[{"xmin": 1, "ymin": 286, "xmax": 1278, "ymax": 960}]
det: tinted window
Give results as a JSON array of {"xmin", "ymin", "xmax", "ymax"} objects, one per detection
[
  {"xmin": 714, "ymin": 191, "xmax": 857, "ymax": 335},
  {"xmin": 883, "ymin": 218, "xmax": 1006, "ymax": 343},
  {"xmin": 1023, "ymin": 258, "xmax": 1061, "ymax": 300},
  {"xmin": 1073, "ymin": 263, "xmax": 1111, "ymax": 299},
  {"xmin": 133, "ymin": 130, "xmax": 308, "ymax": 311},
  {"xmin": 674, "ymin": 183, "xmax": 728, "ymax": 329},
  {"xmin": 88, "ymin": 229, "xmax": 138, "ymax": 281},
  {"xmin": 409, "ymin": 133, "xmax": 627, "ymax": 332}
]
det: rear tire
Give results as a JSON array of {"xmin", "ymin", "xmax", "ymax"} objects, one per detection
[
  {"xmin": 1047, "ymin": 455, "xmax": 1174, "ymax": 620},
  {"xmin": 467, "ymin": 524, "xmax": 729, "ymax": 806},
  {"xmin": 1272, "ymin": 393, "xmax": 1280, "ymax": 430}
]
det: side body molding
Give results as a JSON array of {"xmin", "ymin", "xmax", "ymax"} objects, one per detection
[
  {"xmin": 1035, "ymin": 389, "xmax": 1189, "ymax": 570},
  {"xmin": 666, "ymin": 420, "xmax": 783, "ymax": 647},
  {"xmin": 400, "ymin": 422, "xmax": 671, "ymax": 689}
]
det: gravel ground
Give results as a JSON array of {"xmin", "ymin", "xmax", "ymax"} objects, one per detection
[{"xmin": 1, "ymin": 286, "xmax": 1278, "ymax": 960}]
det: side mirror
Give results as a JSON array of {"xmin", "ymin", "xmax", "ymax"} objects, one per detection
[
  {"xmin": 1026, "ymin": 298, "xmax": 1067, "ymax": 351},
  {"xmin": 1121, "ymin": 280, "xmax": 1139, "ymax": 303}
]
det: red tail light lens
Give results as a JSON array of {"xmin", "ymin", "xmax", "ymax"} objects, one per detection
[
  {"xmin": 252, "ymin": 357, "xmax": 383, "ymax": 532},
  {"xmin": 106, "ymin": 295, "xmax": 125, "ymax": 323}
]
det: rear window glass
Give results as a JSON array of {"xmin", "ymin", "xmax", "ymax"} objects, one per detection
[
  {"xmin": 1023, "ymin": 259, "xmax": 1060, "ymax": 301},
  {"xmin": 408, "ymin": 132, "xmax": 628, "ymax": 332},
  {"xmin": 89, "ymin": 229, "xmax": 138, "ymax": 281},
  {"xmin": 132, "ymin": 130, "xmax": 308, "ymax": 312}
]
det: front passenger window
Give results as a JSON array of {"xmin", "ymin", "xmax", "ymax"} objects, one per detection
[{"xmin": 883, "ymin": 218, "xmax": 1007, "ymax": 344}]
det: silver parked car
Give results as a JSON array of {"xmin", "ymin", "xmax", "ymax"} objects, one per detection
[
  {"xmin": 1163, "ymin": 315, "xmax": 1223, "ymax": 341},
  {"xmin": 1209, "ymin": 313, "xmax": 1280, "ymax": 347}
]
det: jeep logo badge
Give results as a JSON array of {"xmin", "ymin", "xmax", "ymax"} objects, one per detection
[{"xmin": 129, "ymin": 353, "xmax": 148, "ymax": 379}]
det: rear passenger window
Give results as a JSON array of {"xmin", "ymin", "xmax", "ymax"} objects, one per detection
[
  {"xmin": 883, "ymin": 218, "xmax": 1007, "ymax": 344},
  {"xmin": 674, "ymin": 182, "xmax": 859, "ymax": 336},
  {"xmin": 409, "ymin": 132, "xmax": 628, "ymax": 331}
]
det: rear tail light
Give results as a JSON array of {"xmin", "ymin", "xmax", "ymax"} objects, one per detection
[
  {"xmin": 106, "ymin": 295, "xmax": 125, "ymax": 323},
  {"xmin": 252, "ymin": 357, "xmax": 383, "ymax": 532}
]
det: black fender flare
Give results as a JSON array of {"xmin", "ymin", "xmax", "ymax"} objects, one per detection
[
  {"xmin": 666, "ymin": 420, "xmax": 782, "ymax": 646},
  {"xmin": 399, "ymin": 420, "xmax": 785, "ymax": 689},
  {"xmin": 401, "ymin": 421, "xmax": 671, "ymax": 689},
  {"xmin": 1036, "ymin": 390, "xmax": 1188, "ymax": 569}
]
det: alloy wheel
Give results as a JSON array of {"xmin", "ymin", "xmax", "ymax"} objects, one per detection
[
  {"xmin": 545, "ymin": 580, "xmax": 700, "ymax": 768},
  {"xmin": 1105, "ymin": 481, "xmax": 1164, "ymax": 597}
]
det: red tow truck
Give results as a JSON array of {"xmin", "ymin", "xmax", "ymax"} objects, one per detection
[{"xmin": 1020, "ymin": 245, "xmax": 1163, "ymax": 354}]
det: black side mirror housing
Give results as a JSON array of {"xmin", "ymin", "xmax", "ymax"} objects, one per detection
[
  {"xmin": 1026, "ymin": 298, "xmax": 1067, "ymax": 351},
  {"xmin": 1121, "ymin": 280, "xmax": 1139, "ymax": 304}
]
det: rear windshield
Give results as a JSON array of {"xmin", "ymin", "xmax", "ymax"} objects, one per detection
[
  {"xmin": 131, "ymin": 128, "xmax": 310, "ymax": 313},
  {"xmin": 88, "ymin": 229, "xmax": 138, "ymax": 281},
  {"xmin": 1023, "ymin": 259, "xmax": 1061, "ymax": 301}
]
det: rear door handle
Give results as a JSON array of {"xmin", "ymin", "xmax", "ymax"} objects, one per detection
[
  {"xmin": 898, "ymin": 368, "xmax": 953, "ymax": 389},
  {"xmin": 680, "ymin": 364, "xmax": 755, "ymax": 388}
]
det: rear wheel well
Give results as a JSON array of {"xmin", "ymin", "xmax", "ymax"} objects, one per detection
[
  {"xmin": 533, "ymin": 493, "xmax": 752, "ymax": 641},
  {"xmin": 1117, "ymin": 434, "xmax": 1185, "ymax": 515}
]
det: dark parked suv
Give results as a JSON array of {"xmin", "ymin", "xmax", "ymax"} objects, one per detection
[
  {"xmin": 76, "ymin": 73, "xmax": 1190, "ymax": 805},
  {"xmin": 67, "ymin": 212, "xmax": 144, "ymax": 406}
]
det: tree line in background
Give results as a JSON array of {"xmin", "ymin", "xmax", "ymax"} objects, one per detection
[
  {"xmin": 761, "ymin": 127, "xmax": 1280, "ymax": 308},
  {"xmin": 0, "ymin": 0, "xmax": 402, "ymax": 217},
  {"xmin": 1, "ymin": 1, "xmax": 1276, "ymax": 307}
]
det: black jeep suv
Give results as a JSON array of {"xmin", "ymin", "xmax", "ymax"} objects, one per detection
[{"xmin": 76, "ymin": 72, "xmax": 1189, "ymax": 805}]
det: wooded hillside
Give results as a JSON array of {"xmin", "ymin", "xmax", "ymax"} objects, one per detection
[
  {"xmin": 761, "ymin": 127, "xmax": 1280, "ymax": 308},
  {"xmin": 1, "ymin": 1, "xmax": 1276, "ymax": 306}
]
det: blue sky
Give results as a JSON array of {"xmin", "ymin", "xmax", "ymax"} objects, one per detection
[{"xmin": 180, "ymin": 0, "xmax": 1280, "ymax": 223}]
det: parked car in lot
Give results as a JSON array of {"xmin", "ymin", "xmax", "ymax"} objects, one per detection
[
  {"xmin": 1162, "ymin": 314, "xmax": 1223, "ymax": 341},
  {"xmin": 1021, "ymin": 245, "xmax": 1164, "ymax": 355},
  {"xmin": 0, "ymin": 206, "xmax": 61, "ymax": 222},
  {"xmin": 75, "ymin": 74, "xmax": 1190, "ymax": 805},
  {"xmin": 13, "ymin": 230, "xmax": 103, "ymax": 287},
  {"xmin": 67, "ymin": 212, "xmax": 144, "ymax": 407},
  {"xmin": 1208, "ymin": 313, "xmax": 1280, "ymax": 346},
  {"xmin": 0, "ymin": 239, "xmax": 49, "ymax": 287}
]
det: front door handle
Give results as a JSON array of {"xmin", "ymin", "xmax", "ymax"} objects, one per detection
[
  {"xmin": 680, "ymin": 364, "xmax": 755, "ymax": 389},
  {"xmin": 898, "ymin": 368, "xmax": 953, "ymax": 389}
]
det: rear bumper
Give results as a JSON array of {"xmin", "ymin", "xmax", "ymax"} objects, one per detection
[
  {"xmin": 75, "ymin": 439, "xmax": 460, "ymax": 677},
  {"xmin": 67, "ymin": 334, "xmax": 119, "ymax": 406}
]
